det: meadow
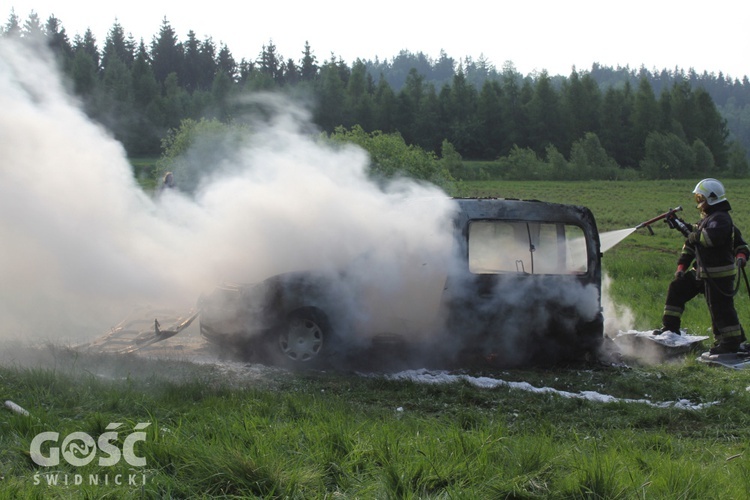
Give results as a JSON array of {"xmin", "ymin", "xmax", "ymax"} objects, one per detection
[{"xmin": 2, "ymin": 179, "xmax": 750, "ymax": 498}]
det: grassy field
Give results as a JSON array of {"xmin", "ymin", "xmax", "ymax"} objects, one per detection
[{"xmin": 3, "ymin": 179, "xmax": 750, "ymax": 498}]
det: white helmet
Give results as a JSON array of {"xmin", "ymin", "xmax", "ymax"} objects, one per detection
[{"xmin": 693, "ymin": 178, "xmax": 727, "ymax": 206}]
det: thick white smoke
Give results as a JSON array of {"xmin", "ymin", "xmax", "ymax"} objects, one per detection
[
  {"xmin": 0, "ymin": 39, "xmax": 178, "ymax": 340},
  {"xmin": 601, "ymin": 274, "xmax": 635, "ymax": 336},
  {"xmin": 0, "ymin": 38, "xmax": 456, "ymax": 344}
]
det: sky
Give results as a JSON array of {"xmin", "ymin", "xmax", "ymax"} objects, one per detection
[{"xmin": 6, "ymin": 0, "xmax": 749, "ymax": 79}]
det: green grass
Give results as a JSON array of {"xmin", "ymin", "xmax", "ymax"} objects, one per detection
[
  {"xmin": 4, "ymin": 179, "xmax": 750, "ymax": 498},
  {"xmin": 129, "ymin": 157, "xmax": 160, "ymax": 191},
  {"xmin": 2, "ymin": 346, "xmax": 750, "ymax": 498}
]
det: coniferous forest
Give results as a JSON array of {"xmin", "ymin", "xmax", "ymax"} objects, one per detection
[{"xmin": 4, "ymin": 10, "xmax": 750, "ymax": 179}]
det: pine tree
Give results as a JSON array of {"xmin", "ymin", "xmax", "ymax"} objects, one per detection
[
  {"xmin": 182, "ymin": 30, "xmax": 202, "ymax": 92},
  {"xmin": 198, "ymin": 38, "xmax": 218, "ymax": 90},
  {"xmin": 562, "ymin": 71, "xmax": 601, "ymax": 151},
  {"xmin": 500, "ymin": 64, "xmax": 528, "ymax": 153},
  {"xmin": 258, "ymin": 39, "xmax": 281, "ymax": 82},
  {"xmin": 70, "ymin": 29, "xmax": 100, "ymax": 96},
  {"xmin": 693, "ymin": 88, "xmax": 729, "ymax": 167},
  {"xmin": 131, "ymin": 41, "xmax": 159, "ymax": 109},
  {"xmin": 73, "ymin": 28, "xmax": 100, "ymax": 70},
  {"xmin": 445, "ymin": 70, "xmax": 481, "ymax": 157},
  {"xmin": 432, "ymin": 50, "xmax": 455, "ymax": 83},
  {"xmin": 413, "ymin": 84, "xmax": 442, "ymax": 152},
  {"xmin": 631, "ymin": 77, "xmax": 660, "ymax": 163},
  {"xmin": 238, "ymin": 58, "xmax": 254, "ymax": 85},
  {"xmin": 600, "ymin": 85, "xmax": 635, "ymax": 168},
  {"xmin": 2, "ymin": 8, "xmax": 21, "ymax": 37},
  {"xmin": 315, "ymin": 61, "xmax": 346, "ymax": 131},
  {"xmin": 283, "ymin": 58, "xmax": 300, "ymax": 86},
  {"xmin": 526, "ymin": 71, "xmax": 563, "ymax": 155},
  {"xmin": 344, "ymin": 60, "xmax": 373, "ymax": 130},
  {"xmin": 476, "ymin": 79, "xmax": 504, "ymax": 158},
  {"xmin": 130, "ymin": 40, "xmax": 161, "ymax": 154},
  {"xmin": 102, "ymin": 21, "xmax": 134, "ymax": 70},
  {"xmin": 22, "ymin": 10, "xmax": 44, "ymax": 39},
  {"xmin": 45, "ymin": 15, "xmax": 74, "ymax": 69},
  {"xmin": 151, "ymin": 17, "xmax": 183, "ymax": 86},
  {"xmin": 670, "ymin": 80, "xmax": 698, "ymax": 141},
  {"xmin": 300, "ymin": 41, "xmax": 318, "ymax": 82},
  {"xmin": 394, "ymin": 68, "xmax": 424, "ymax": 143},
  {"xmin": 216, "ymin": 44, "xmax": 237, "ymax": 82},
  {"xmin": 373, "ymin": 76, "xmax": 397, "ymax": 133}
]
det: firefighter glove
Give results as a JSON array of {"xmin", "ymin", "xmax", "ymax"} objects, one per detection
[
  {"xmin": 665, "ymin": 213, "xmax": 680, "ymax": 230},
  {"xmin": 737, "ymin": 254, "xmax": 747, "ymax": 268},
  {"xmin": 674, "ymin": 265, "xmax": 686, "ymax": 279}
]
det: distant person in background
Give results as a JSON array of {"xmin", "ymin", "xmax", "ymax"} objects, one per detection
[
  {"xmin": 654, "ymin": 178, "xmax": 749, "ymax": 355},
  {"xmin": 158, "ymin": 171, "xmax": 175, "ymax": 195}
]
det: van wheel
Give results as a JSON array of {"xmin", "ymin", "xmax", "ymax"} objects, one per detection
[{"xmin": 276, "ymin": 308, "xmax": 330, "ymax": 366}]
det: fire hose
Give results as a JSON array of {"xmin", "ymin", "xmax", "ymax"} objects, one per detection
[{"xmin": 634, "ymin": 206, "xmax": 686, "ymax": 235}]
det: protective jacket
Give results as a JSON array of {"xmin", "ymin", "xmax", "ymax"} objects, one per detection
[{"xmin": 677, "ymin": 201, "xmax": 749, "ymax": 279}]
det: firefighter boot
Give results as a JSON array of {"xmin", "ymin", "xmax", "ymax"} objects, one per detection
[
  {"xmin": 652, "ymin": 321, "xmax": 681, "ymax": 336},
  {"xmin": 709, "ymin": 336, "xmax": 743, "ymax": 355}
]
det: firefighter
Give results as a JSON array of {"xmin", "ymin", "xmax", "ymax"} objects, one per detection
[{"xmin": 654, "ymin": 178, "xmax": 749, "ymax": 355}]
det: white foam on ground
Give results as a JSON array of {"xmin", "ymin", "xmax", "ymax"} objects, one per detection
[
  {"xmin": 617, "ymin": 329, "xmax": 708, "ymax": 347},
  {"xmin": 384, "ymin": 369, "xmax": 718, "ymax": 410}
]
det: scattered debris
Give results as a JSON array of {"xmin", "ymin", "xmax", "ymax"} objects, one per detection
[
  {"xmin": 84, "ymin": 308, "xmax": 199, "ymax": 355},
  {"xmin": 4, "ymin": 400, "xmax": 29, "ymax": 416}
]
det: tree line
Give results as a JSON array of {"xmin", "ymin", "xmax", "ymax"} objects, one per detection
[{"xmin": 3, "ymin": 10, "xmax": 749, "ymax": 180}]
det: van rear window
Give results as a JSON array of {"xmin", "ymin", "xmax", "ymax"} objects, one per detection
[{"xmin": 468, "ymin": 220, "xmax": 588, "ymax": 275}]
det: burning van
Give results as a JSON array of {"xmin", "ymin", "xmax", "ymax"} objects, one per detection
[{"xmin": 198, "ymin": 198, "xmax": 604, "ymax": 368}]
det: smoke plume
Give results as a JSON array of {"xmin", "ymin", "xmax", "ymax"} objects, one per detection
[{"xmin": 0, "ymin": 38, "xmax": 456, "ymax": 345}]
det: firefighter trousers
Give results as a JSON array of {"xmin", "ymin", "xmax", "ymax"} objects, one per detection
[{"xmin": 662, "ymin": 271, "xmax": 744, "ymax": 342}]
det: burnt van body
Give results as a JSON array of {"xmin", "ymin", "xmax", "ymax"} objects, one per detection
[{"xmin": 198, "ymin": 198, "xmax": 603, "ymax": 368}]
